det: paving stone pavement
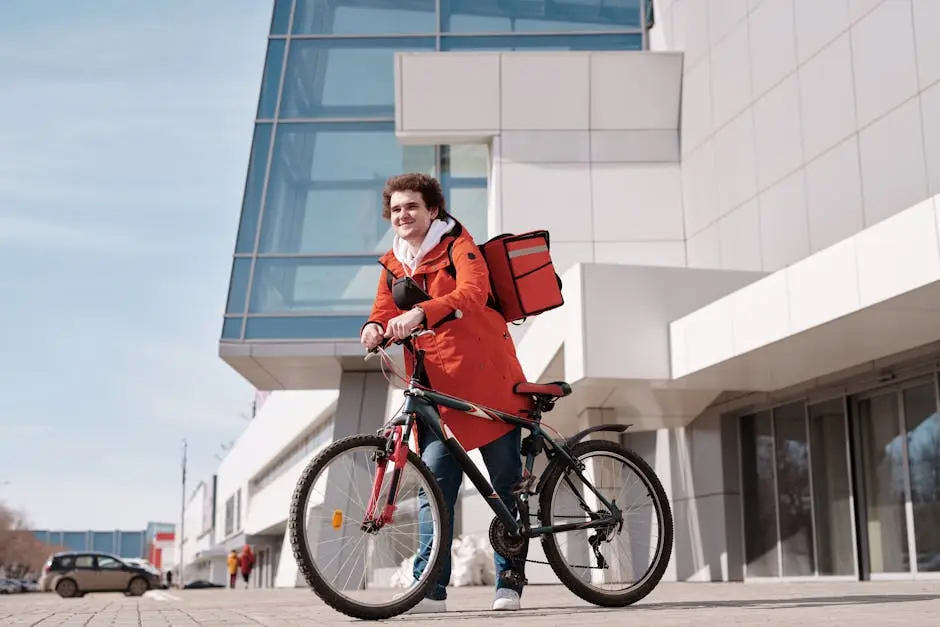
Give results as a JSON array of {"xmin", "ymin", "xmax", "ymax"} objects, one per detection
[{"xmin": 0, "ymin": 582, "xmax": 938, "ymax": 626}]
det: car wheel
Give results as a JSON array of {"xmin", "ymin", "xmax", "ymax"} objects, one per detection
[
  {"xmin": 127, "ymin": 577, "xmax": 150, "ymax": 597},
  {"xmin": 55, "ymin": 579, "xmax": 78, "ymax": 598}
]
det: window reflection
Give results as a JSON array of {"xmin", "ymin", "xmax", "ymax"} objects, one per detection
[
  {"xmin": 442, "ymin": 144, "xmax": 489, "ymax": 179},
  {"xmin": 270, "ymin": 0, "xmax": 292, "ymax": 35},
  {"xmin": 443, "ymin": 144, "xmax": 490, "ymax": 239},
  {"xmin": 221, "ymin": 317, "xmax": 243, "ymax": 340},
  {"xmin": 440, "ymin": 33, "xmax": 642, "ymax": 51},
  {"xmin": 857, "ymin": 393, "xmax": 908, "ymax": 573},
  {"xmin": 292, "ymin": 0, "xmax": 437, "ymax": 35},
  {"xmin": 257, "ymin": 39, "xmax": 286, "ymax": 119},
  {"xmin": 258, "ymin": 122, "xmax": 435, "ymax": 254},
  {"xmin": 244, "ymin": 315, "xmax": 365, "ymax": 340},
  {"xmin": 449, "ymin": 185, "xmax": 489, "ymax": 240},
  {"xmin": 740, "ymin": 411, "xmax": 779, "ymax": 576},
  {"xmin": 773, "ymin": 402, "xmax": 814, "ymax": 576},
  {"xmin": 279, "ymin": 38, "xmax": 436, "ymax": 119},
  {"xmin": 440, "ymin": 0, "xmax": 643, "ymax": 33},
  {"xmin": 249, "ymin": 257, "xmax": 379, "ymax": 314},
  {"xmin": 234, "ymin": 124, "xmax": 273, "ymax": 254},
  {"xmin": 808, "ymin": 399, "xmax": 855, "ymax": 576},
  {"xmin": 225, "ymin": 258, "xmax": 252, "ymax": 314},
  {"xmin": 901, "ymin": 383, "xmax": 940, "ymax": 572}
]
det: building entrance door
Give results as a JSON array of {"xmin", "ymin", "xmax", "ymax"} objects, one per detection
[{"xmin": 852, "ymin": 379, "xmax": 940, "ymax": 579}]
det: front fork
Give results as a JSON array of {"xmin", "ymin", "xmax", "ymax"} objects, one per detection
[{"xmin": 362, "ymin": 416, "xmax": 413, "ymax": 530}]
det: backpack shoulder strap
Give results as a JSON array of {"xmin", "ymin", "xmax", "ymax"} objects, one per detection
[
  {"xmin": 379, "ymin": 260, "xmax": 396, "ymax": 291},
  {"xmin": 444, "ymin": 240, "xmax": 456, "ymax": 279},
  {"xmin": 446, "ymin": 238, "xmax": 501, "ymax": 313}
]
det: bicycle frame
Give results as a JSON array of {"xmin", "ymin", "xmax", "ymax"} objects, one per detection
[{"xmin": 363, "ymin": 340, "xmax": 623, "ymax": 539}]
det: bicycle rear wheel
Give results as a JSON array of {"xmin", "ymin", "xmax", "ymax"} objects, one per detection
[
  {"xmin": 288, "ymin": 434, "xmax": 448, "ymax": 620},
  {"xmin": 538, "ymin": 439, "xmax": 673, "ymax": 607}
]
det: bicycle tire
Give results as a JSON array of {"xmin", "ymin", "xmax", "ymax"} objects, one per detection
[
  {"xmin": 288, "ymin": 434, "xmax": 449, "ymax": 620},
  {"xmin": 538, "ymin": 439, "xmax": 674, "ymax": 607}
]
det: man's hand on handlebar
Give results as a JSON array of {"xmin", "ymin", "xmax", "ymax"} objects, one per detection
[
  {"xmin": 363, "ymin": 328, "xmax": 435, "ymax": 360},
  {"xmin": 360, "ymin": 323, "xmax": 384, "ymax": 350},
  {"xmin": 384, "ymin": 308, "xmax": 426, "ymax": 340}
]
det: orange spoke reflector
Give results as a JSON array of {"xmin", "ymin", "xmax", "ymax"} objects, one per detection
[{"xmin": 331, "ymin": 510, "xmax": 343, "ymax": 529}]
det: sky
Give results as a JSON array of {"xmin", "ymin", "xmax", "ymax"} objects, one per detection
[{"xmin": 0, "ymin": 1, "xmax": 275, "ymax": 530}]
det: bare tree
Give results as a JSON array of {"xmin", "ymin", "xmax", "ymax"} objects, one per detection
[{"xmin": 0, "ymin": 503, "xmax": 66, "ymax": 579}]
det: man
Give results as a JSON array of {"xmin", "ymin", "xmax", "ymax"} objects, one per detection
[{"xmin": 361, "ymin": 173, "xmax": 531, "ymax": 613}]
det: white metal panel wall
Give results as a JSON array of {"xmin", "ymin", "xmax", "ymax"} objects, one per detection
[{"xmin": 654, "ymin": 0, "xmax": 940, "ymax": 272}]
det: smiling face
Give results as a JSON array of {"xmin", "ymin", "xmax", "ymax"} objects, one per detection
[{"xmin": 389, "ymin": 189, "xmax": 439, "ymax": 246}]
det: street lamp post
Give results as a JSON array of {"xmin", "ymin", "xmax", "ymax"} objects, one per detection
[{"xmin": 179, "ymin": 439, "xmax": 187, "ymax": 588}]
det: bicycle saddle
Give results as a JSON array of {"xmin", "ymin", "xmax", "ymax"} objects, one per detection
[{"xmin": 513, "ymin": 381, "xmax": 572, "ymax": 398}]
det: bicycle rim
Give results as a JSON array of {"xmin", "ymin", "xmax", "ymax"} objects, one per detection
[
  {"xmin": 539, "ymin": 440, "xmax": 673, "ymax": 606},
  {"xmin": 289, "ymin": 435, "xmax": 447, "ymax": 620}
]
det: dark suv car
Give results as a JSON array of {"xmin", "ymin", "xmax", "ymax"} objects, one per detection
[{"xmin": 39, "ymin": 551, "xmax": 161, "ymax": 598}]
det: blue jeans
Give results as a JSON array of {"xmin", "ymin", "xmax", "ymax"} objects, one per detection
[{"xmin": 412, "ymin": 425, "xmax": 528, "ymax": 601}]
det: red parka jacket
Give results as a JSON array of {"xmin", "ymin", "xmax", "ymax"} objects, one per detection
[{"xmin": 364, "ymin": 222, "xmax": 533, "ymax": 451}]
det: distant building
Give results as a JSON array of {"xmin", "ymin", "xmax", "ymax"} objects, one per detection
[{"xmin": 32, "ymin": 522, "xmax": 176, "ymax": 561}]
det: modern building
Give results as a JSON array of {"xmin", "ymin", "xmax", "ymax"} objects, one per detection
[
  {"xmin": 209, "ymin": 0, "xmax": 940, "ymax": 586},
  {"xmin": 32, "ymin": 523, "xmax": 174, "ymax": 561}
]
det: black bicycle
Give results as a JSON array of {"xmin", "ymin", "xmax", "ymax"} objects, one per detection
[{"xmin": 289, "ymin": 329, "xmax": 673, "ymax": 620}]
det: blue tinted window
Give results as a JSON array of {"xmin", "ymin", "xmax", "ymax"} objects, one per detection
[
  {"xmin": 245, "ymin": 315, "xmax": 367, "ymax": 340},
  {"xmin": 63, "ymin": 532, "xmax": 87, "ymax": 552},
  {"xmin": 234, "ymin": 123, "xmax": 273, "ymax": 254},
  {"xmin": 271, "ymin": 0, "xmax": 293, "ymax": 35},
  {"xmin": 258, "ymin": 122, "xmax": 434, "ymax": 254},
  {"xmin": 225, "ymin": 258, "xmax": 252, "ymax": 313},
  {"xmin": 279, "ymin": 37, "xmax": 436, "ymax": 120},
  {"xmin": 440, "ymin": 33, "xmax": 643, "ymax": 51},
  {"xmin": 249, "ymin": 257, "xmax": 379, "ymax": 314},
  {"xmin": 442, "ymin": 144, "xmax": 489, "ymax": 179},
  {"xmin": 92, "ymin": 532, "xmax": 114, "ymax": 553},
  {"xmin": 257, "ymin": 39, "xmax": 286, "ymax": 119},
  {"xmin": 441, "ymin": 0, "xmax": 642, "ymax": 33},
  {"xmin": 118, "ymin": 532, "xmax": 144, "ymax": 558},
  {"xmin": 441, "ymin": 145, "xmax": 490, "ymax": 239},
  {"xmin": 221, "ymin": 317, "xmax": 244, "ymax": 340},
  {"xmin": 447, "ymin": 183, "xmax": 489, "ymax": 240},
  {"xmin": 292, "ymin": 0, "xmax": 436, "ymax": 35}
]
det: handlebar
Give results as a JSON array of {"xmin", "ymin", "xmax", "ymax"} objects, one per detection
[{"xmin": 364, "ymin": 328, "xmax": 436, "ymax": 361}]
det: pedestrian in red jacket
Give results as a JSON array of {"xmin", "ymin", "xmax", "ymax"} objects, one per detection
[{"xmin": 238, "ymin": 545, "xmax": 255, "ymax": 589}]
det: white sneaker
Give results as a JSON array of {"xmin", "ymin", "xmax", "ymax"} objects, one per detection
[
  {"xmin": 405, "ymin": 597, "xmax": 447, "ymax": 614},
  {"xmin": 492, "ymin": 588, "xmax": 521, "ymax": 611}
]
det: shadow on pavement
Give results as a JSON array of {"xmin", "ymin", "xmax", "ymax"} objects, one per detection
[{"xmin": 389, "ymin": 593, "xmax": 939, "ymax": 621}]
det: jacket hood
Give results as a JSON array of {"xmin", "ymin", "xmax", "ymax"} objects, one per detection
[{"xmin": 392, "ymin": 216, "xmax": 457, "ymax": 276}]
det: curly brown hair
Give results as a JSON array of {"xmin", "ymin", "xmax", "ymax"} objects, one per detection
[{"xmin": 381, "ymin": 173, "xmax": 448, "ymax": 221}]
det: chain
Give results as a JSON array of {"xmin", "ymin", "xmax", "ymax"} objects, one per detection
[
  {"xmin": 511, "ymin": 511, "xmax": 608, "ymax": 570},
  {"xmin": 521, "ymin": 556, "xmax": 604, "ymax": 569}
]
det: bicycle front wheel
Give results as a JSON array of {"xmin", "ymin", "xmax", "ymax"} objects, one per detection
[
  {"xmin": 538, "ymin": 439, "xmax": 673, "ymax": 607},
  {"xmin": 288, "ymin": 434, "xmax": 448, "ymax": 620}
]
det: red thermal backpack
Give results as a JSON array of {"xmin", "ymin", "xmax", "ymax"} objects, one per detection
[
  {"xmin": 477, "ymin": 231, "xmax": 565, "ymax": 324},
  {"xmin": 385, "ymin": 229, "xmax": 565, "ymax": 324}
]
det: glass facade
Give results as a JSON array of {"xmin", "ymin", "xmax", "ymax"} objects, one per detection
[
  {"xmin": 740, "ymin": 369, "xmax": 940, "ymax": 579},
  {"xmin": 222, "ymin": 0, "xmax": 649, "ymax": 342},
  {"xmin": 31, "ymin": 529, "xmax": 147, "ymax": 559}
]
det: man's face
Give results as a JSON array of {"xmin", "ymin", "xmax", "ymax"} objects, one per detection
[{"xmin": 390, "ymin": 190, "xmax": 438, "ymax": 242}]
